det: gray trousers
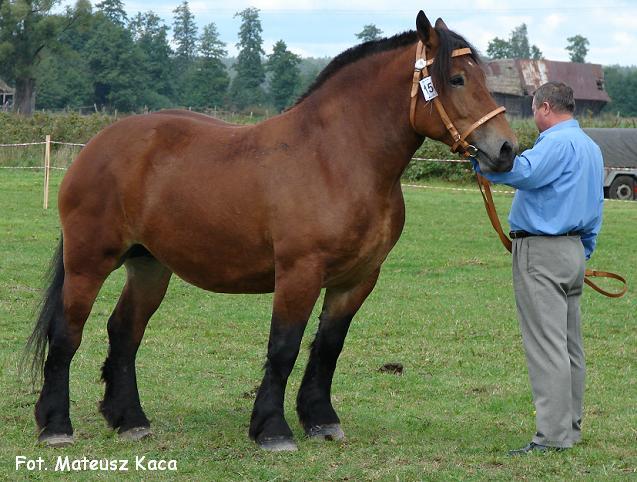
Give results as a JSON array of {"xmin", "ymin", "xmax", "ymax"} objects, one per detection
[{"xmin": 512, "ymin": 235, "xmax": 586, "ymax": 448}]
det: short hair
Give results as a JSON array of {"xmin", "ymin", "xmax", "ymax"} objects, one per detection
[{"xmin": 533, "ymin": 82, "xmax": 575, "ymax": 113}]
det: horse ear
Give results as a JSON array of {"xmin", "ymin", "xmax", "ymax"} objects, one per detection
[
  {"xmin": 416, "ymin": 10, "xmax": 436, "ymax": 45},
  {"xmin": 435, "ymin": 18, "xmax": 448, "ymax": 30}
]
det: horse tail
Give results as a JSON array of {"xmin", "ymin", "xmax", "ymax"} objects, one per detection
[{"xmin": 24, "ymin": 235, "xmax": 65, "ymax": 383}]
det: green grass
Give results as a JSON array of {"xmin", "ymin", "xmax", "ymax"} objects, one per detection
[{"xmin": 1, "ymin": 170, "xmax": 635, "ymax": 480}]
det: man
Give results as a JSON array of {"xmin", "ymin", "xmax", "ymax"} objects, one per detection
[{"xmin": 475, "ymin": 82, "xmax": 604, "ymax": 454}]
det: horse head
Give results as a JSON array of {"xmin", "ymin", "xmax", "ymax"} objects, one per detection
[{"xmin": 411, "ymin": 11, "xmax": 517, "ymax": 173}]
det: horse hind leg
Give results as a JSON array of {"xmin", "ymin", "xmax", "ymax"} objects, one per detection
[
  {"xmin": 31, "ymin": 237, "xmax": 116, "ymax": 447},
  {"xmin": 99, "ymin": 248, "xmax": 171, "ymax": 440},
  {"xmin": 296, "ymin": 269, "xmax": 380, "ymax": 441}
]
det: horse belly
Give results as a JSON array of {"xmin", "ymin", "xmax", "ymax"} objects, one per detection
[
  {"xmin": 145, "ymin": 230, "xmax": 276, "ymax": 294},
  {"xmin": 138, "ymin": 178, "xmax": 276, "ymax": 294}
]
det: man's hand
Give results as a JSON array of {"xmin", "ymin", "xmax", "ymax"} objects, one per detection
[{"xmin": 471, "ymin": 157, "xmax": 482, "ymax": 174}]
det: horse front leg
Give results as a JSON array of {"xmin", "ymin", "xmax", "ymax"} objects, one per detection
[
  {"xmin": 296, "ymin": 268, "xmax": 380, "ymax": 440},
  {"xmin": 249, "ymin": 258, "xmax": 322, "ymax": 451}
]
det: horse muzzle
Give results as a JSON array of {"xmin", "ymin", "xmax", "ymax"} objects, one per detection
[{"xmin": 474, "ymin": 139, "xmax": 517, "ymax": 173}]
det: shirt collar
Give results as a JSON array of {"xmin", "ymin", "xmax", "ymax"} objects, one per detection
[{"xmin": 538, "ymin": 118, "xmax": 579, "ymax": 139}]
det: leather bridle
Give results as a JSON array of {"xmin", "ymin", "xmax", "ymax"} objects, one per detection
[{"xmin": 409, "ymin": 41, "xmax": 506, "ymax": 157}]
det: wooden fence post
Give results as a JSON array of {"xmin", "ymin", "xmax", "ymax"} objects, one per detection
[{"xmin": 43, "ymin": 135, "xmax": 51, "ymax": 209}]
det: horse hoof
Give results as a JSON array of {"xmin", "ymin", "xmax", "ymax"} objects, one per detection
[
  {"xmin": 307, "ymin": 423, "xmax": 345, "ymax": 441},
  {"xmin": 258, "ymin": 436, "xmax": 298, "ymax": 452},
  {"xmin": 39, "ymin": 433, "xmax": 74, "ymax": 447},
  {"xmin": 119, "ymin": 426, "xmax": 153, "ymax": 441}
]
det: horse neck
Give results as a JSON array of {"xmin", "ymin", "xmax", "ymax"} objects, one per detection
[{"xmin": 290, "ymin": 44, "xmax": 423, "ymax": 188}]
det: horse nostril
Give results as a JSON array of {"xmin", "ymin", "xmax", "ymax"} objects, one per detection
[{"xmin": 499, "ymin": 141, "xmax": 515, "ymax": 169}]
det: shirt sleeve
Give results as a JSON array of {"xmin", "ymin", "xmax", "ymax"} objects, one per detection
[
  {"xmin": 480, "ymin": 136, "xmax": 571, "ymax": 190},
  {"xmin": 581, "ymin": 203, "xmax": 603, "ymax": 260}
]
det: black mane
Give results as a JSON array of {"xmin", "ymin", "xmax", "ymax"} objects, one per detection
[{"xmin": 293, "ymin": 28, "xmax": 480, "ymax": 107}]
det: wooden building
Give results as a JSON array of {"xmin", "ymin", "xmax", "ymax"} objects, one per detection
[
  {"xmin": 0, "ymin": 79, "xmax": 14, "ymax": 110},
  {"xmin": 484, "ymin": 59, "xmax": 610, "ymax": 116}
]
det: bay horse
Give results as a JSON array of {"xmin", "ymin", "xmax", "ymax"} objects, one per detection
[{"xmin": 27, "ymin": 11, "xmax": 517, "ymax": 451}]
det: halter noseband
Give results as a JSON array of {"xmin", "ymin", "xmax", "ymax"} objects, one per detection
[{"xmin": 409, "ymin": 41, "xmax": 506, "ymax": 157}]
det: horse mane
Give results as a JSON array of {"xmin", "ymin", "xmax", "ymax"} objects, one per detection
[{"xmin": 292, "ymin": 27, "xmax": 481, "ymax": 107}]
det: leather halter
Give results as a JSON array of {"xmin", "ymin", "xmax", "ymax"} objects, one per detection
[{"xmin": 409, "ymin": 41, "xmax": 506, "ymax": 157}]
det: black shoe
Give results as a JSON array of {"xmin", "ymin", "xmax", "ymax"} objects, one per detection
[{"xmin": 508, "ymin": 442, "xmax": 567, "ymax": 456}]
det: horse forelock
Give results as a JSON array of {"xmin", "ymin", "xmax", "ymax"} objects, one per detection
[
  {"xmin": 290, "ymin": 27, "xmax": 481, "ymax": 109},
  {"xmin": 431, "ymin": 28, "xmax": 482, "ymax": 93}
]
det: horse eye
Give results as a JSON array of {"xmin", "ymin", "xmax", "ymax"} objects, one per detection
[{"xmin": 450, "ymin": 76, "xmax": 465, "ymax": 87}]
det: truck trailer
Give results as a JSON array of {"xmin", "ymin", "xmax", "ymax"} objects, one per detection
[{"xmin": 583, "ymin": 128, "xmax": 637, "ymax": 201}]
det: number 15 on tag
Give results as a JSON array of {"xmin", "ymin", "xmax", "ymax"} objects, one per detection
[{"xmin": 419, "ymin": 76, "xmax": 438, "ymax": 101}]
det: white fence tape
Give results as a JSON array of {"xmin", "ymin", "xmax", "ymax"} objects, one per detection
[
  {"xmin": 0, "ymin": 141, "xmax": 46, "ymax": 147},
  {"xmin": 49, "ymin": 141, "xmax": 86, "ymax": 147},
  {"xmin": 411, "ymin": 157, "xmax": 469, "ymax": 163},
  {"xmin": 402, "ymin": 182, "xmax": 515, "ymax": 195},
  {"xmin": 0, "ymin": 166, "xmax": 67, "ymax": 170},
  {"xmin": 0, "ymin": 138, "xmax": 635, "ymax": 206}
]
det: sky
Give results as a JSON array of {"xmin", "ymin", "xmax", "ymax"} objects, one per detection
[{"xmin": 71, "ymin": 0, "xmax": 637, "ymax": 66}]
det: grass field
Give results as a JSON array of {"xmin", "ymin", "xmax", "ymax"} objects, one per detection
[{"xmin": 1, "ymin": 170, "xmax": 635, "ymax": 480}]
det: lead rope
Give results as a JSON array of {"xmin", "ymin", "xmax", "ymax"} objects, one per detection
[{"xmin": 476, "ymin": 173, "xmax": 627, "ymax": 298}]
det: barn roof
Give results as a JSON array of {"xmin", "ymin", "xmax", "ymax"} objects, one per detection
[
  {"xmin": 484, "ymin": 59, "xmax": 610, "ymax": 102},
  {"xmin": 0, "ymin": 79, "xmax": 14, "ymax": 93}
]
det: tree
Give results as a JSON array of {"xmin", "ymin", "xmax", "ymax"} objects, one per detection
[
  {"xmin": 200, "ymin": 22, "xmax": 227, "ymax": 60},
  {"xmin": 530, "ymin": 45, "xmax": 543, "ymax": 61},
  {"xmin": 96, "ymin": 0, "xmax": 127, "ymax": 26},
  {"xmin": 230, "ymin": 7, "xmax": 265, "ymax": 110},
  {"xmin": 83, "ymin": 9, "xmax": 148, "ymax": 111},
  {"xmin": 603, "ymin": 66, "xmax": 637, "ymax": 116},
  {"xmin": 0, "ymin": 0, "xmax": 87, "ymax": 115},
  {"xmin": 182, "ymin": 22, "xmax": 229, "ymax": 108},
  {"xmin": 36, "ymin": 44, "xmax": 93, "ymax": 110},
  {"xmin": 566, "ymin": 35, "xmax": 589, "ymax": 63},
  {"xmin": 509, "ymin": 24, "xmax": 531, "ymax": 58},
  {"xmin": 356, "ymin": 24, "xmax": 383, "ymax": 42},
  {"xmin": 172, "ymin": 1, "xmax": 198, "ymax": 61},
  {"xmin": 267, "ymin": 40, "xmax": 301, "ymax": 112},
  {"xmin": 486, "ymin": 24, "xmax": 542, "ymax": 60},
  {"xmin": 129, "ymin": 11, "xmax": 174, "ymax": 106},
  {"xmin": 486, "ymin": 38, "xmax": 511, "ymax": 60}
]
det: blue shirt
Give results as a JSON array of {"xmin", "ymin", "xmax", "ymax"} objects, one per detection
[{"xmin": 479, "ymin": 119, "xmax": 604, "ymax": 259}]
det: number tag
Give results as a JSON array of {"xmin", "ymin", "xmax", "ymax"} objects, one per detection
[{"xmin": 419, "ymin": 76, "xmax": 438, "ymax": 101}]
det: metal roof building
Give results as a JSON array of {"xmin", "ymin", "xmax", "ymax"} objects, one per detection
[{"xmin": 484, "ymin": 59, "xmax": 611, "ymax": 117}]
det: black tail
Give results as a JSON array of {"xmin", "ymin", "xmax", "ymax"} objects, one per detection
[{"xmin": 23, "ymin": 235, "xmax": 65, "ymax": 383}]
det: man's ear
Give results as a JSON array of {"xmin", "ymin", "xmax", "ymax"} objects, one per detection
[{"xmin": 416, "ymin": 10, "xmax": 437, "ymax": 47}]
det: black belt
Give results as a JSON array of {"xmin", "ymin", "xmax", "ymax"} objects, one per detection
[{"xmin": 509, "ymin": 230, "xmax": 583, "ymax": 239}]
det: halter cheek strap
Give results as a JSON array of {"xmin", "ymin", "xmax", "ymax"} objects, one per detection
[{"xmin": 409, "ymin": 41, "xmax": 506, "ymax": 157}]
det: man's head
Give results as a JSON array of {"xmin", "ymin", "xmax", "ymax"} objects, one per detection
[{"xmin": 532, "ymin": 82, "xmax": 575, "ymax": 132}]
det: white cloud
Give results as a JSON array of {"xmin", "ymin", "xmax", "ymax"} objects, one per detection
[
  {"xmin": 612, "ymin": 31, "xmax": 637, "ymax": 46},
  {"xmin": 545, "ymin": 13, "xmax": 564, "ymax": 32},
  {"xmin": 285, "ymin": 42, "xmax": 353, "ymax": 58}
]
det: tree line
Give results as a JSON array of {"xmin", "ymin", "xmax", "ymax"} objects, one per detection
[
  {"xmin": 1, "ymin": 2, "xmax": 636, "ymax": 116},
  {"xmin": 0, "ymin": 1, "xmax": 323, "ymax": 115}
]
